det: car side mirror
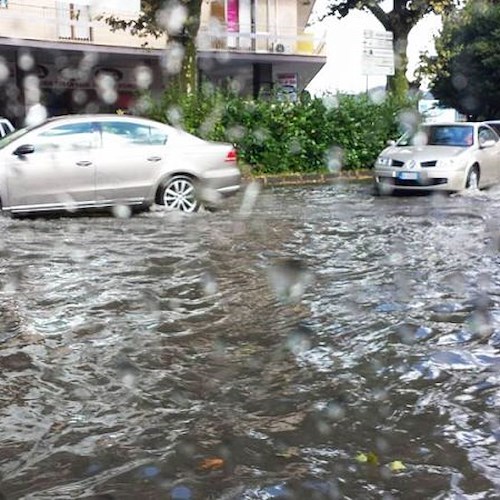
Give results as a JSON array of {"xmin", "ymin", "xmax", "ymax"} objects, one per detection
[
  {"xmin": 479, "ymin": 139, "xmax": 496, "ymax": 149},
  {"xmin": 13, "ymin": 144, "xmax": 35, "ymax": 156},
  {"xmin": 387, "ymin": 139, "xmax": 396, "ymax": 146}
]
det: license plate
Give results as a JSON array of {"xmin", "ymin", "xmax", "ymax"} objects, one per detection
[{"xmin": 398, "ymin": 172, "xmax": 419, "ymax": 180}]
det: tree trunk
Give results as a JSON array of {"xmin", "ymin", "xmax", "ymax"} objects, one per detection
[
  {"xmin": 365, "ymin": 1, "xmax": 416, "ymax": 100},
  {"xmin": 166, "ymin": 0, "xmax": 202, "ymax": 95},
  {"xmin": 387, "ymin": 26, "xmax": 410, "ymax": 99},
  {"xmin": 167, "ymin": 35, "xmax": 198, "ymax": 94}
]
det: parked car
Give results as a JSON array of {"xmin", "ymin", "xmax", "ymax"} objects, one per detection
[
  {"xmin": 0, "ymin": 114, "xmax": 241, "ymax": 215},
  {"xmin": 373, "ymin": 122, "xmax": 500, "ymax": 194},
  {"xmin": 0, "ymin": 117, "xmax": 15, "ymax": 138}
]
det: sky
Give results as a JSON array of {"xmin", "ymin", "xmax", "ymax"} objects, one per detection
[{"xmin": 306, "ymin": 2, "xmax": 443, "ymax": 95}]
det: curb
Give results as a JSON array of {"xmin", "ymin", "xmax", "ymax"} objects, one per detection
[{"xmin": 244, "ymin": 170, "xmax": 373, "ymax": 187}]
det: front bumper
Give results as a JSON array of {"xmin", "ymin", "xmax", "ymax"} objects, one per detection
[{"xmin": 373, "ymin": 167, "xmax": 466, "ymax": 192}]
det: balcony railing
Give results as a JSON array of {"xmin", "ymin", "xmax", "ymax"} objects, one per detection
[
  {"xmin": 197, "ymin": 24, "xmax": 326, "ymax": 56},
  {"xmin": 0, "ymin": 1, "xmax": 326, "ymax": 57}
]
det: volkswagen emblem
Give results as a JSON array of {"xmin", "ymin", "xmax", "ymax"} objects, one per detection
[{"xmin": 406, "ymin": 159, "xmax": 417, "ymax": 169}]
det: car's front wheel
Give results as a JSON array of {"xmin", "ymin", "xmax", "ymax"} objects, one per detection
[
  {"xmin": 157, "ymin": 175, "xmax": 200, "ymax": 213},
  {"xmin": 466, "ymin": 166, "xmax": 480, "ymax": 190}
]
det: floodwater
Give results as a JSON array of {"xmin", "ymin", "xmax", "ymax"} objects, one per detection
[{"xmin": 0, "ymin": 180, "xmax": 499, "ymax": 499}]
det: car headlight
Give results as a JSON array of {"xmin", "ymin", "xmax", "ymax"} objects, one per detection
[
  {"xmin": 376, "ymin": 156, "xmax": 391, "ymax": 166},
  {"xmin": 436, "ymin": 158, "xmax": 454, "ymax": 168},
  {"xmin": 436, "ymin": 158, "xmax": 461, "ymax": 169}
]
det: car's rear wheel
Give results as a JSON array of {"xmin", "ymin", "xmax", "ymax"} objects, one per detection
[
  {"xmin": 466, "ymin": 166, "xmax": 480, "ymax": 190},
  {"xmin": 157, "ymin": 175, "xmax": 200, "ymax": 213}
]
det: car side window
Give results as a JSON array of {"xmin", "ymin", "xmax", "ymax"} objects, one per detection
[
  {"xmin": 101, "ymin": 121, "xmax": 168, "ymax": 147},
  {"xmin": 478, "ymin": 127, "xmax": 497, "ymax": 144},
  {"xmin": 33, "ymin": 123, "xmax": 96, "ymax": 152},
  {"xmin": 150, "ymin": 127, "xmax": 168, "ymax": 145}
]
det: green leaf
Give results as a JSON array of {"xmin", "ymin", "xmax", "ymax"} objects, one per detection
[{"xmin": 388, "ymin": 460, "xmax": 407, "ymax": 472}]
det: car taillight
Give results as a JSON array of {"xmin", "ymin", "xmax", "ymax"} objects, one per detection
[{"xmin": 225, "ymin": 148, "xmax": 237, "ymax": 163}]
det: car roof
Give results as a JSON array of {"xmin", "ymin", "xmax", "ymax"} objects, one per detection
[
  {"xmin": 23, "ymin": 114, "xmax": 170, "ymax": 134},
  {"xmin": 44, "ymin": 114, "xmax": 160, "ymax": 123},
  {"xmin": 425, "ymin": 122, "xmax": 476, "ymax": 126}
]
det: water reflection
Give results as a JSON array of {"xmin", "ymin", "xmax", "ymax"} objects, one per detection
[{"xmin": 0, "ymin": 181, "xmax": 499, "ymax": 498}]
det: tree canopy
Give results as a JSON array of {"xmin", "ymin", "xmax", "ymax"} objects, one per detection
[
  {"xmin": 420, "ymin": 1, "xmax": 500, "ymax": 119},
  {"xmin": 323, "ymin": 0, "xmax": 461, "ymax": 96}
]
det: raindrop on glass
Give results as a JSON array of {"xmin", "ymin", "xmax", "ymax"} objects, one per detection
[
  {"xmin": 156, "ymin": 1, "xmax": 188, "ymax": 35},
  {"xmin": 239, "ymin": 181, "xmax": 261, "ymax": 218},
  {"xmin": 201, "ymin": 271, "xmax": 218, "ymax": 296},
  {"xmin": 451, "ymin": 73, "xmax": 468, "ymax": 91},
  {"xmin": 398, "ymin": 108, "xmax": 420, "ymax": 136},
  {"xmin": 0, "ymin": 57, "xmax": 10, "ymax": 83},
  {"xmin": 18, "ymin": 51, "xmax": 35, "ymax": 72},
  {"xmin": 286, "ymin": 325, "xmax": 312, "ymax": 354},
  {"xmin": 289, "ymin": 138, "xmax": 301, "ymax": 155},
  {"xmin": 134, "ymin": 65, "xmax": 153, "ymax": 90},
  {"xmin": 95, "ymin": 73, "xmax": 118, "ymax": 104},
  {"xmin": 112, "ymin": 205, "xmax": 132, "ymax": 219},
  {"xmin": 326, "ymin": 146, "xmax": 343, "ymax": 173},
  {"xmin": 268, "ymin": 258, "xmax": 313, "ymax": 304},
  {"xmin": 171, "ymin": 485, "xmax": 192, "ymax": 500}
]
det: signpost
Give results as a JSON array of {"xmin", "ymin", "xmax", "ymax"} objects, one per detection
[{"xmin": 361, "ymin": 29, "xmax": 394, "ymax": 89}]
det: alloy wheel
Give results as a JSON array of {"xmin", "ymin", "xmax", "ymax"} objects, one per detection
[{"xmin": 162, "ymin": 176, "xmax": 199, "ymax": 212}]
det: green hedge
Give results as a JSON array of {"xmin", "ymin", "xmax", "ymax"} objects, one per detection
[{"xmin": 143, "ymin": 86, "xmax": 415, "ymax": 174}]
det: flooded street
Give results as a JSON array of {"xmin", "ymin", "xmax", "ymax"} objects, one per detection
[{"xmin": 1, "ymin": 180, "xmax": 499, "ymax": 499}]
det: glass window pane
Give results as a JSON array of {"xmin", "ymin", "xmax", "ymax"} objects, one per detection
[
  {"xmin": 150, "ymin": 127, "xmax": 168, "ymax": 145},
  {"xmin": 34, "ymin": 123, "xmax": 94, "ymax": 152},
  {"xmin": 101, "ymin": 121, "xmax": 167, "ymax": 146},
  {"xmin": 479, "ymin": 127, "xmax": 496, "ymax": 143}
]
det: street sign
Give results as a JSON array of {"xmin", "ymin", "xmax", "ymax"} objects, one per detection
[{"xmin": 361, "ymin": 29, "xmax": 394, "ymax": 76}]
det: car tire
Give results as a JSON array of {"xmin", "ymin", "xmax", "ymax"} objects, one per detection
[
  {"xmin": 157, "ymin": 175, "xmax": 200, "ymax": 213},
  {"xmin": 0, "ymin": 198, "xmax": 5, "ymax": 217},
  {"xmin": 466, "ymin": 166, "xmax": 480, "ymax": 190}
]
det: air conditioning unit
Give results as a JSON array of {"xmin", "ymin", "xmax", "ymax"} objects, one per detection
[{"xmin": 272, "ymin": 41, "xmax": 291, "ymax": 53}]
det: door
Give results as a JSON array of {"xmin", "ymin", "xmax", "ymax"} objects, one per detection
[
  {"xmin": 476, "ymin": 125, "xmax": 500, "ymax": 186},
  {"xmin": 95, "ymin": 120, "xmax": 168, "ymax": 204},
  {"xmin": 6, "ymin": 122, "xmax": 98, "ymax": 211}
]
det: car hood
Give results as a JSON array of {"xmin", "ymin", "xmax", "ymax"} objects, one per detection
[{"xmin": 381, "ymin": 145, "xmax": 471, "ymax": 161}]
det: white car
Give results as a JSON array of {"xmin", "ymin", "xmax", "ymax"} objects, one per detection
[
  {"xmin": 373, "ymin": 122, "xmax": 500, "ymax": 194},
  {"xmin": 0, "ymin": 114, "xmax": 241, "ymax": 215}
]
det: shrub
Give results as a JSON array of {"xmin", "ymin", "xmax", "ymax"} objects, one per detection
[{"xmin": 143, "ymin": 85, "xmax": 416, "ymax": 174}]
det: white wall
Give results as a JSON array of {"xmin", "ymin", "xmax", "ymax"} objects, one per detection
[{"xmin": 91, "ymin": 0, "xmax": 141, "ymax": 15}]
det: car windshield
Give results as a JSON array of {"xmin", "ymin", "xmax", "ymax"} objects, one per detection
[{"xmin": 397, "ymin": 125, "xmax": 474, "ymax": 147}]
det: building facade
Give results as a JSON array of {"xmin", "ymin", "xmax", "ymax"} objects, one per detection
[{"xmin": 0, "ymin": 0, "xmax": 326, "ymax": 124}]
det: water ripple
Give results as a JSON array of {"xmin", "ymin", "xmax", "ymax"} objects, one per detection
[{"xmin": 1, "ymin": 183, "xmax": 500, "ymax": 498}]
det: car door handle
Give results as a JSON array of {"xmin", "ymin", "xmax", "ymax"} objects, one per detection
[
  {"xmin": 76, "ymin": 161, "xmax": 93, "ymax": 167},
  {"xmin": 147, "ymin": 156, "xmax": 162, "ymax": 162}
]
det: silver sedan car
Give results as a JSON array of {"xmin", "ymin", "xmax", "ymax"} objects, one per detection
[
  {"xmin": 0, "ymin": 114, "xmax": 241, "ymax": 215},
  {"xmin": 373, "ymin": 122, "xmax": 500, "ymax": 194}
]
